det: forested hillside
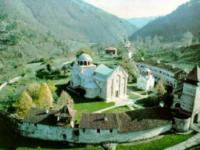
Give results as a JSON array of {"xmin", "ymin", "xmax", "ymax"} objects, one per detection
[
  {"xmin": 0, "ymin": 0, "xmax": 136, "ymax": 43},
  {"xmin": 130, "ymin": 0, "xmax": 200, "ymax": 42}
]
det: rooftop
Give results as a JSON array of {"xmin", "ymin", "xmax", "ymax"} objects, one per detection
[
  {"xmin": 186, "ymin": 66, "xmax": 200, "ymax": 83},
  {"xmin": 105, "ymin": 47, "xmax": 117, "ymax": 51},
  {"xmin": 116, "ymin": 107, "xmax": 172, "ymax": 133},
  {"xmin": 78, "ymin": 53, "xmax": 93, "ymax": 62},
  {"xmin": 24, "ymin": 106, "xmax": 73, "ymax": 126},
  {"xmin": 94, "ymin": 64, "xmax": 113, "ymax": 76},
  {"xmin": 24, "ymin": 108, "xmax": 59, "ymax": 125},
  {"xmin": 80, "ymin": 113, "xmax": 118, "ymax": 129},
  {"xmin": 80, "ymin": 107, "xmax": 172, "ymax": 133},
  {"xmin": 137, "ymin": 60, "xmax": 186, "ymax": 75}
]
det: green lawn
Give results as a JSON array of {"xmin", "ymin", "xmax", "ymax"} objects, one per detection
[
  {"xmin": 128, "ymin": 93, "xmax": 141, "ymax": 100},
  {"xmin": 117, "ymin": 134, "xmax": 193, "ymax": 150},
  {"xmin": 74, "ymin": 101, "xmax": 114, "ymax": 122}
]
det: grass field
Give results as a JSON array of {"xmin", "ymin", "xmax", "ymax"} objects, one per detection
[
  {"xmin": 117, "ymin": 133, "xmax": 193, "ymax": 150},
  {"xmin": 74, "ymin": 101, "xmax": 114, "ymax": 121}
]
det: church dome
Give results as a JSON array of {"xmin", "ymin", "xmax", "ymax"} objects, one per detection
[{"xmin": 78, "ymin": 53, "xmax": 93, "ymax": 62}]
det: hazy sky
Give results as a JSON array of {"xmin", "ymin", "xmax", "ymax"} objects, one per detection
[{"xmin": 84, "ymin": 0, "xmax": 189, "ymax": 18}]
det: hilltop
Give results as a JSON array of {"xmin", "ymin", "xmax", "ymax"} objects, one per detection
[
  {"xmin": 130, "ymin": 0, "xmax": 200, "ymax": 42},
  {"xmin": 1, "ymin": 0, "xmax": 136, "ymax": 43}
]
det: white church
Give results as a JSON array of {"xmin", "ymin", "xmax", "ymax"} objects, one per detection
[
  {"xmin": 70, "ymin": 53, "xmax": 128, "ymax": 102},
  {"xmin": 137, "ymin": 68, "xmax": 155, "ymax": 91}
]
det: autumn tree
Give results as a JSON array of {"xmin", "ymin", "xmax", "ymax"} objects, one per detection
[
  {"xmin": 57, "ymin": 91, "xmax": 74, "ymax": 108},
  {"xmin": 27, "ymin": 82, "xmax": 40, "ymax": 100},
  {"xmin": 35, "ymin": 83, "xmax": 54, "ymax": 108},
  {"xmin": 155, "ymin": 79, "xmax": 167, "ymax": 97},
  {"xmin": 14, "ymin": 90, "xmax": 34, "ymax": 119}
]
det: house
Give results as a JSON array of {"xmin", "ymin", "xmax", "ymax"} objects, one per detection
[
  {"xmin": 174, "ymin": 66, "xmax": 200, "ymax": 132},
  {"xmin": 24, "ymin": 105, "xmax": 75, "ymax": 127},
  {"xmin": 105, "ymin": 47, "xmax": 117, "ymax": 56},
  {"xmin": 136, "ymin": 61, "xmax": 187, "ymax": 94},
  {"xmin": 70, "ymin": 53, "xmax": 128, "ymax": 102},
  {"xmin": 78, "ymin": 108, "xmax": 172, "ymax": 143},
  {"xmin": 18, "ymin": 107, "xmax": 172, "ymax": 144},
  {"xmin": 137, "ymin": 68, "xmax": 155, "ymax": 91}
]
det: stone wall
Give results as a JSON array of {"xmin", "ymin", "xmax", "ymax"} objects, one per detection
[{"xmin": 19, "ymin": 122, "xmax": 172, "ymax": 144}]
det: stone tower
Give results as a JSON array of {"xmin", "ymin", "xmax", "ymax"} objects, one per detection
[{"xmin": 180, "ymin": 66, "xmax": 200, "ymax": 125}]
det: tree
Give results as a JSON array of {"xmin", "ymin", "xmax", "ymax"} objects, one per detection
[
  {"xmin": 155, "ymin": 80, "xmax": 167, "ymax": 97},
  {"xmin": 27, "ymin": 83, "xmax": 40, "ymax": 100},
  {"xmin": 76, "ymin": 48, "xmax": 94, "ymax": 57},
  {"xmin": 14, "ymin": 90, "xmax": 34, "ymax": 119},
  {"xmin": 120, "ymin": 59, "xmax": 139, "ymax": 82},
  {"xmin": 35, "ymin": 83, "xmax": 54, "ymax": 108},
  {"xmin": 57, "ymin": 91, "xmax": 74, "ymax": 108},
  {"xmin": 144, "ymin": 36, "xmax": 152, "ymax": 49},
  {"xmin": 0, "ymin": 14, "xmax": 18, "ymax": 50},
  {"xmin": 42, "ymin": 57, "xmax": 54, "ymax": 72},
  {"xmin": 152, "ymin": 35, "xmax": 161, "ymax": 51},
  {"xmin": 182, "ymin": 31, "xmax": 193, "ymax": 47}
]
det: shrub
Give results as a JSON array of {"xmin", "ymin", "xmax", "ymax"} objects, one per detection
[{"xmin": 155, "ymin": 79, "xmax": 167, "ymax": 97}]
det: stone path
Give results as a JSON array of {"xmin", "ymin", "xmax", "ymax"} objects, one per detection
[
  {"xmin": 94, "ymin": 95, "xmax": 145, "ymax": 113},
  {"xmin": 0, "ymin": 76, "xmax": 22, "ymax": 92}
]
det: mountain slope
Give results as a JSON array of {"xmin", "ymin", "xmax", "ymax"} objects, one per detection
[
  {"xmin": 128, "ymin": 17, "xmax": 157, "ymax": 28},
  {"xmin": 1, "ymin": 0, "xmax": 136, "ymax": 43},
  {"xmin": 130, "ymin": 0, "xmax": 200, "ymax": 41}
]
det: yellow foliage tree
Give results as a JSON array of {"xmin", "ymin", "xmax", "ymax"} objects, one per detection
[
  {"xmin": 47, "ymin": 81, "xmax": 57, "ymax": 93},
  {"xmin": 58, "ymin": 91, "xmax": 74, "ymax": 108},
  {"xmin": 155, "ymin": 79, "xmax": 167, "ymax": 97},
  {"xmin": 35, "ymin": 83, "xmax": 54, "ymax": 108},
  {"xmin": 14, "ymin": 90, "xmax": 34, "ymax": 119},
  {"xmin": 26, "ymin": 82, "xmax": 40, "ymax": 100}
]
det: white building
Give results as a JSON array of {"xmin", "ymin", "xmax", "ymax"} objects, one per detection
[
  {"xmin": 136, "ymin": 61, "xmax": 187, "ymax": 94},
  {"xmin": 70, "ymin": 53, "xmax": 128, "ymax": 102},
  {"xmin": 105, "ymin": 47, "xmax": 118, "ymax": 57},
  {"xmin": 137, "ymin": 68, "xmax": 155, "ymax": 91},
  {"xmin": 124, "ymin": 41, "xmax": 135, "ymax": 59}
]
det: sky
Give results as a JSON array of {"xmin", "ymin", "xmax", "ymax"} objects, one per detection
[{"xmin": 83, "ymin": 0, "xmax": 190, "ymax": 19}]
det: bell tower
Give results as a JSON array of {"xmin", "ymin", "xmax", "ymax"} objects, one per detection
[{"xmin": 180, "ymin": 66, "xmax": 200, "ymax": 124}]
